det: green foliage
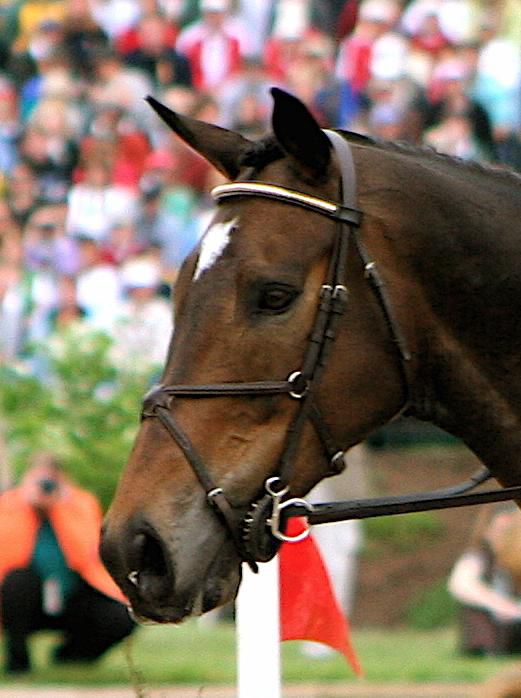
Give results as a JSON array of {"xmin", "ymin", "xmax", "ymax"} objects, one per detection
[
  {"xmin": 406, "ymin": 579, "xmax": 458, "ymax": 629},
  {"xmin": 0, "ymin": 328, "xmax": 155, "ymax": 509},
  {"xmin": 363, "ymin": 511, "xmax": 445, "ymax": 554}
]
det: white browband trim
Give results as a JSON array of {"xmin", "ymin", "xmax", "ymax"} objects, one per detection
[{"xmin": 211, "ymin": 182, "xmax": 339, "ymax": 215}]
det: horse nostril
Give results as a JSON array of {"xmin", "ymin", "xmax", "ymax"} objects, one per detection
[
  {"xmin": 129, "ymin": 530, "xmax": 173, "ymax": 602},
  {"xmin": 134, "ymin": 531, "xmax": 168, "ymax": 577}
]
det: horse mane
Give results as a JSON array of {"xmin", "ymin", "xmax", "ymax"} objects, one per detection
[
  {"xmin": 238, "ymin": 130, "xmax": 521, "ymax": 187},
  {"xmin": 344, "ymin": 130, "xmax": 521, "ymax": 186}
]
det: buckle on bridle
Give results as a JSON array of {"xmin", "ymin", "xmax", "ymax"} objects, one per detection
[
  {"xmin": 333, "ymin": 284, "xmax": 348, "ymax": 300},
  {"xmin": 265, "ymin": 477, "xmax": 313, "ymax": 543},
  {"xmin": 141, "ymin": 383, "xmax": 172, "ymax": 419},
  {"xmin": 287, "ymin": 371, "xmax": 309, "ymax": 399},
  {"xmin": 207, "ymin": 487, "xmax": 224, "ymax": 505}
]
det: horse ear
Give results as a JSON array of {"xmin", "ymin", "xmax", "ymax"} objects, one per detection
[
  {"xmin": 146, "ymin": 96, "xmax": 251, "ymax": 180},
  {"xmin": 270, "ymin": 87, "xmax": 331, "ymax": 176}
]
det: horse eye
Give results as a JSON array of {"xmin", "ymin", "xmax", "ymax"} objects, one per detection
[{"xmin": 257, "ymin": 284, "xmax": 298, "ymax": 314}]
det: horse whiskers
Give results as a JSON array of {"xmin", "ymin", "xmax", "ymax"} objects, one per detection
[{"xmin": 190, "ymin": 590, "xmax": 204, "ymax": 617}]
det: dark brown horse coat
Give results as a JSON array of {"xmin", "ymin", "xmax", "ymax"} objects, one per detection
[{"xmin": 101, "ymin": 88, "xmax": 521, "ymax": 624}]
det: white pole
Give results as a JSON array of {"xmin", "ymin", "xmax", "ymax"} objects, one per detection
[{"xmin": 236, "ymin": 557, "xmax": 281, "ymax": 698}]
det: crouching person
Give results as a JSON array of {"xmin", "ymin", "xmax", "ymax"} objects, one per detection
[
  {"xmin": 0, "ymin": 452, "xmax": 135, "ymax": 674},
  {"xmin": 448, "ymin": 504, "xmax": 521, "ymax": 656}
]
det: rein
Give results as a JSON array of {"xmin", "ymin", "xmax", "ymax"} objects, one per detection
[{"xmin": 140, "ymin": 130, "xmax": 521, "ymax": 568}]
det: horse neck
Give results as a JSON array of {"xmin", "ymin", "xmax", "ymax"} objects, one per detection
[{"xmin": 359, "ymin": 146, "xmax": 521, "ymax": 483}]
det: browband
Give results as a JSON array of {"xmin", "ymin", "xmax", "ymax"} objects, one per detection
[{"xmin": 211, "ymin": 181, "xmax": 362, "ymax": 227}]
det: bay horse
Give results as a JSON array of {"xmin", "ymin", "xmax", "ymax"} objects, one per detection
[{"xmin": 100, "ymin": 87, "xmax": 521, "ymax": 625}]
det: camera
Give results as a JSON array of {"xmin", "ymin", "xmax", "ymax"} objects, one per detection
[{"xmin": 38, "ymin": 478, "xmax": 58, "ymax": 494}]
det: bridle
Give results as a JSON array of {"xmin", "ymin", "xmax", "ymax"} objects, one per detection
[{"xmin": 141, "ymin": 130, "xmax": 521, "ymax": 571}]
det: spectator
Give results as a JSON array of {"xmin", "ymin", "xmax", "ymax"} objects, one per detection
[
  {"xmin": 311, "ymin": 0, "xmax": 354, "ymax": 38},
  {"xmin": 217, "ymin": 57, "xmax": 272, "ymax": 131},
  {"xmin": 0, "ymin": 82, "xmax": 21, "ymax": 176},
  {"xmin": 46, "ymin": 274, "xmax": 87, "ymax": 332},
  {"xmin": 235, "ymin": 0, "xmax": 275, "ymax": 60},
  {"xmin": 60, "ymin": 0, "xmax": 110, "ymax": 80},
  {"xmin": 110, "ymin": 254, "xmax": 173, "ymax": 371},
  {"xmin": 263, "ymin": 1, "xmax": 326, "ymax": 83},
  {"xmin": 336, "ymin": 0, "xmax": 362, "ymax": 40},
  {"xmin": 134, "ymin": 181, "xmax": 165, "ymax": 250},
  {"xmin": 407, "ymin": 10, "xmax": 451, "ymax": 58},
  {"xmin": 88, "ymin": 0, "xmax": 142, "ymax": 43},
  {"xmin": 424, "ymin": 56, "xmax": 496, "ymax": 161},
  {"xmin": 102, "ymin": 218, "xmax": 144, "ymax": 266},
  {"xmin": 282, "ymin": 32, "xmax": 354, "ymax": 128},
  {"xmin": 138, "ymin": 147, "xmax": 201, "ymax": 277},
  {"xmin": 335, "ymin": 0, "xmax": 400, "ymax": 96},
  {"xmin": 23, "ymin": 203, "xmax": 78, "ymax": 276},
  {"xmin": 471, "ymin": 16, "xmax": 521, "ymax": 170},
  {"xmin": 42, "ymin": 274, "xmax": 91, "ymax": 372},
  {"xmin": 78, "ymin": 103, "xmax": 151, "ymax": 189},
  {"xmin": 139, "ymin": 146, "xmax": 179, "ymax": 192},
  {"xmin": 0, "ymin": 225, "xmax": 27, "ymax": 363},
  {"xmin": 21, "ymin": 203, "xmax": 73, "ymax": 339},
  {"xmin": 0, "ymin": 452, "xmax": 135, "ymax": 674},
  {"xmin": 448, "ymin": 505, "xmax": 521, "ymax": 656},
  {"xmin": 0, "ymin": 200, "xmax": 22, "ymax": 247},
  {"xmin": 400, "ymin": 0, "xmax": 480, "ymax": 48},
  {"xmin": 424, "ymin": 103, "xmax": 493, "ymax": 161},
  {"xmin": 18, "ymin": 44, "xmax": 78, "ymax": 123},
  {"xmin": 87, "ymin": 45, "xmax": 153, "ymax": 127},
  {"xmin": 175, "ymin": 0, "xmax": 244, "ymax": 92},
  {"xmin": 74, "ymin": 235, "xmax": 123, "ymax": 330},
  {"xmin": 123, "ymin": 12, "xmax": 192, "ymax": 90},
  {"xmin": 226, "ymin": 90, "xmax": 270, "ymax": 138},
  {"xmin": 115, "ymin": 3, "xmax": 178, "ymax": 56},
  {"xmin": 9, "ymin": 1, "xmax": 67, "ymax": 56},
  {"xmin": 495, "ymin": 0, "xmax": 521, "ymax": 48},
  {"xmin": 18, "ymin": 99, "xmax": 80, "ymax": 204},
  {"xmin": 6, "ymin": 162, "xmax": 43, "ymax": 229},
  {"xmin": 367, "ymin": 101, "xmax": 407, "ymax": 140},
  {"xmin": 66, "ymin": 156, "xmax": 138, "ymax": 242},
  {"xmin": 364, "ymin": 73, "xmax": 429, "ymax": 142}
]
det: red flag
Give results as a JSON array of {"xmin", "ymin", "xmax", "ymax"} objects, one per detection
[{"xmin": 279, "ymin": 518, "xmax": 363, "ymax": 676}]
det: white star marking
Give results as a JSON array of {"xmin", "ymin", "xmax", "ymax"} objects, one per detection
[{"xmin": 193, "ymin": 217, "xmax": 238, "ymax": 281}]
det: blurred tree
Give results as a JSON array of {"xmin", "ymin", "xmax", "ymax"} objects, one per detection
[{"xmin": 0, "ymin": 328, "xmax": 155, "ymax": 509}]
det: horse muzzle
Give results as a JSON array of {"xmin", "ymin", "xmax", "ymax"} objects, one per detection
[{"xmin": 100, "ymin": 510, "xmax": 243, "ymax": 624}]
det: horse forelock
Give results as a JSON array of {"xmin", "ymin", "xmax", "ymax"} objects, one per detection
[
  {"xmin": 236, "ymin": 135, "xmax": 331, "ymax": 185},
  {"xmin": 238, "ymin": 136, "xmax": 284, "ymax": 173}
]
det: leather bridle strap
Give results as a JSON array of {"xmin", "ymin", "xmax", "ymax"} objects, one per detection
[
  {"xmin": 272, "ymin": 132, "xmax": 357, "ymax": 491},
  {"xmin": 141, "ymin": 384, "xmax": 259, "ymax": 570},
  {"xmin": 283, "ymin": 469, "xmax": 521, "ymax": 523},
  {"xmin": 140, "ymin": 131, "xmax": 364, "ymax": 565}
]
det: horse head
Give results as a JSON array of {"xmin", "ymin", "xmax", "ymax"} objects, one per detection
[{"xmin": 100, "ymin": 88, "xmax": 416, "ymax": 623}]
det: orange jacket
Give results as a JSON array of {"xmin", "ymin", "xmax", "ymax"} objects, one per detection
[{"xmin": 0, "ymin": 486, "xmax": 125, "ymax": 603}]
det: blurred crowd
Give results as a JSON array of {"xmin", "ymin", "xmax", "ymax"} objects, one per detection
[{"xmin": 0, "ymin": 0, "xmax": 519, "ymax": 372}]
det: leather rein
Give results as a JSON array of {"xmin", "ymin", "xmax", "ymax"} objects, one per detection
[{"xmin": 141, "ymin": 130, "xmax": 521, "ymax": 570}]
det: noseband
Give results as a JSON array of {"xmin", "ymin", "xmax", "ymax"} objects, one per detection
[{"xmin": 141, "ymin": 131, "xmax": 521, "ymax": 570}]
